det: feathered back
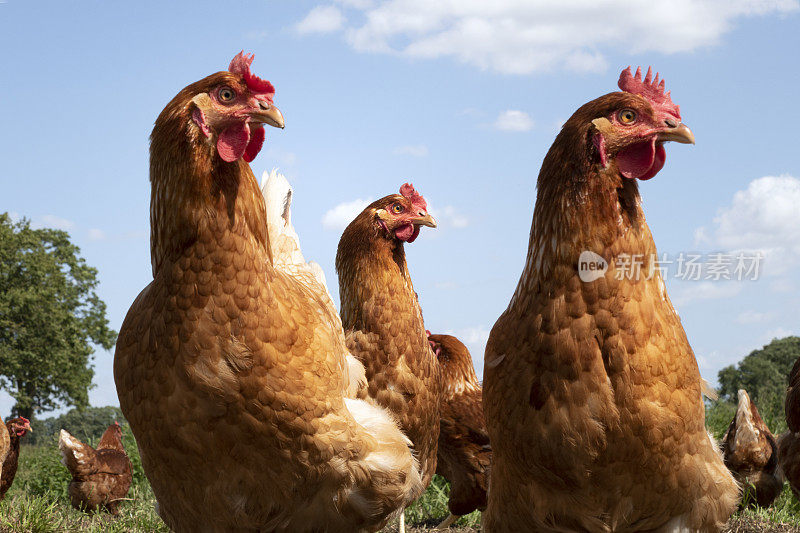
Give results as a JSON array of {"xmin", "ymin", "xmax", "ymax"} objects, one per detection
[
  {"xmin": 59, "ymin": 429, "xmax": 97, "ymax": 478},
  {"xmin": 261, "ymin": 169, "xmax": 334, "ymax": 306},
  {"xmin": 722, "ymin": 389, "xmax": 776, "ymax": 470},
  {"xmin": 0, "ymin": 416, "xmax": 9, "ymax": 479},
  {"xmin": 787, "ymin": 357, "xmax": 800, "ymax": 433},
  {"xmin": 260, "ymin": 170, "xmax": 366, "ymax": 397}
]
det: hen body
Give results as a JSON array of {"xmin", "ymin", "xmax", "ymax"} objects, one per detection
[
  {"xmin": 0, "ymin": 417, "xmax": 8, "ymax": 486},
  {"xmin": 0, "ymin": 417, "xmax": 30, "ymax": 500},
  {"xmin": 429, "ymin": 334, "xmax": 490, "ymax": 521},
  {"xmin": 114, "ymin": 56, "xmax": 420, "ymax": 533},
  {"xmin": 482, "ymin": 69, "xmax": 739, "ymax": 532},
  {"xmin": 59, "ymin": 423, "xmax": 133, "ymax": 513},
  {"xmin": 337, "ymin": 191, "xmax": 441, "ymax": 492},
  {"xmin": 780, "ymin": 357, "xmax": 800, "ymax": 501},
  {"xmin": 721, "ymin": 389, "xmax": 781, "ymax": 508}
]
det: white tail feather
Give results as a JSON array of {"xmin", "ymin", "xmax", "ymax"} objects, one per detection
[
  {"xmin": 261, "ymin": 169, "xmax": 333, "ymax": 302},
  {"xmin": 58, "ymin": 429, "xmax": 87, "ymax": 466},
  {"xmin": 260, "ymin": 170, "xmax": 365, "ymax": 398}
]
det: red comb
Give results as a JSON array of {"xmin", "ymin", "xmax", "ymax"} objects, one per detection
[
  {"xmin": 618, "ymin": 66, "xmax": 680, "ymax": 119},
  {"xmin": 229, "ymin": 51, "xmax": 275, "ymax": 101},
  {"xmin": 400, "ymin": 183, "xmax": 427, "ymax": 210},
  {"xmin": 19, "ymin": 417, "xmax": 30, "ymax": 424}
]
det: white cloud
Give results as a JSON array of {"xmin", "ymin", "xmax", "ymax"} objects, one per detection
[
  {"xmin": 697, "ymin": 175, "xmax": 800, "ymax": 276},
  {"xmin": 264, "ymin": 148, "xmax": 297, "ymax": 169},
  {"xmin": 453, "ymin": 325, "xmax": 491, "ymax": 346},
  {"xmin": 393, "ymin": 144, "xmax": 429, "ymax": 157},
  {"xmin": 493, "ymin": 110, "xmax": 533, "ymax": 132},
  {"xmin": 734, "ymin": 310, "xmax": 774, "ymax": 324},
  {"xmin": 671, "ymin": 281, "xmax": 742, "ymax": 306},
  {"xmin": 88, "ymin": 228, "xmax": 107, "ymax": 241},
  {"xmin": 298, "ymin": 0, "xmax": 798, "ymax": 74},
  {"xmin": 322, "ymin": 198, "xmax": 371, "ymax": 230},
  {"xmin": 763, "ymin": 327, "xmax": 796, "ymax": 342},
  {"xmin": 336, "ymin": 0, "xmax": 374, "ymax": 7},
  {"xmin": 426, "ymin": 200, "xmax": 468, "ymax": 229},
  {"xmin": 35, "ymin": 214, "xmax": 75, "ymax": 231},
  {"xmin": 295, "ymin": 5, "xmax": 345, "ymax": 35},
  {"xmin": 434, "ymin": 205, "xmax": 468, "ymax": 228}
]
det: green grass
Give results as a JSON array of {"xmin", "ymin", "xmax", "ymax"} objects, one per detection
[
  {"xmin": 0, "ymin": 434, "xmax": 475, "ymax": 532},
  {"xmin": 0, "ymin": 427, "xmax": 169, "ymax": 533},
  {"xmin": 2, "ymin": 404, "xmax": 800, "ymax": 532}
]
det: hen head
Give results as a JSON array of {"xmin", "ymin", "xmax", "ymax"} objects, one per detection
[
  {"xmin": 369, "ymin": 183, "xmax": 437, "ymax": 243},
  {"xmin": 187, "ymin": 51, "xmax": 285, "ymax": 163},
  {"xmin": 8, "ymin": 417, "xmax": 31, "ymax": 437},
  {"xmin": 588, "ymin": 66, "xmax": 694, "ymax": 181},
  {"xmin": 97, "ymin": 420, "xmax": 126, "ymax": 451},
  {"xmin": 427, "ymin": 333, "xmax": 480, "ymax": 390}
]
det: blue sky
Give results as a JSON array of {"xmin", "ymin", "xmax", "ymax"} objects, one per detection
[{"xmin": 1, "ymin": 0, "xmax": 799, "ymax": 417}]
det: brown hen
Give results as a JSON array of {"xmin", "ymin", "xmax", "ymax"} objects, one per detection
[
  {"xmin": 0, "ymin": 416, "xmax": 31, "ymax": 500},
  {"xmin": 482, "ymin": 67, "xmax": 739, "ymax": 532},
  {"xmin": 114, "ymin": 53, "xmax": 420, "ymax": 533},
  {"xmin": 336, "ymin": 185, "xmax": 441, "ymax": 529},
  {"xmin": 427, "ymin": 333, "xmax": 490, "ymax": 529},
  {"xmin": 0, "ymin": 417, "xmax": 8, "ymax": 487},
  {"xmin": 59, "ymin": 422, "xmax": 133, "ymax": 513},
  {"xmin": 721, "ymin": 389, "xmax": 782, "ymax": 508},
  {"xmin": 780, "ymin": 356, "xmax": 800, "ymax": 501}
]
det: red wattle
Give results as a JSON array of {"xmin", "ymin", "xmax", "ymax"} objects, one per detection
[
  {"xmin": 640, "ymin": 142, "xmax": 666, "ymax": 181},
  {"xmin": 395, "ymin": 223, "xmax": 418, "ymax": 242},
  {"xmin": 243, "ymin": 125, "xmax": 266, "ymax": 163},
  {"xmin": 616, "ymin": 137, "xmax": 666, "ymax": 181},
  {"xmin": 217, "ymin": 123, "xmax": 250, "ymax": 162}
]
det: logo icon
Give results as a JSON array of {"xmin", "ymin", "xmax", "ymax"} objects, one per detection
[{"xmin": 578, "ymin": 251, "xmax": 608, "ymax": 282}]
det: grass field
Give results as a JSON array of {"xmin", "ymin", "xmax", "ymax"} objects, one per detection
[{"xmin": 1, "ymin": 405, "xmax": 799, "ymax": 532}]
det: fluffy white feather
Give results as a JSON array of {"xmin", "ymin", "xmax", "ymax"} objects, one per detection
[{"xmin": 260, "ymin": 170, "xmax": 365, "ymax": 397}]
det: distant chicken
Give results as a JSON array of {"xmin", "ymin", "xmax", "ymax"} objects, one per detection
[
  {"xmin": 482, "ymin": 67, "xmax": 739, "ymax": 531},
  {"xmin": 336, "ymin": 185, "xmax": 441, "ymax": 530},
  {"xmin": 0, "ymin": 416, "xmax": 31, "ymax": 500},
  {"xmin": 59, "ymin": 422, "xmax": 133, "ymax": 513},
  {"xmin": 780, "ymin": 356, "xmax": 800, "ymax": 500},
  {"xmin": 427, "ymin": 333, "xmax": 490, "ymax": 529},
  {"xmin": 114, "ymin": 53, "xmax": 420, "ymax": 532},
  {"xmin": 0, "ymin": 417, "xmax": 9, "ymax": 486},
  {"xmin": 721, "ymin": 389, "xmax": 781, "ymax": 507}
]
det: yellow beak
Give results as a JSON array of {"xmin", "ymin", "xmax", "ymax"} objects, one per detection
[
  {"xmin": 250, "ymin": 104, "xmax": 285, "ymax": 129},
  {"xmin": 411, "ymin": 212, "xmax": 437, "ymax": 228},
  {"xmin": 658, "ymin": 122, "xmax": 694, "ymax": 145}
]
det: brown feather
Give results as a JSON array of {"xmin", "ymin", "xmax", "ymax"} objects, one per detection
[
  {"xmin": 0, "ymin": 418, "xmax": 30, "ymax": 500},
  {"xmin": 780, "ymin": 357, "xmax": 800, "ymax": 500},
  {"xmin": 429, "ymin": 334, "xmax": 490, "ymax": 516},
  {"xmin": 115, "ymin": 69, "xmax": 420, "ymax": 532},
  {"xmin": 337, "ymin": 195, "xmax": 442, "ymax": 491},
  {"xmin": 482, "ymin": 91, "xmax": 739, "ymax": 532},
  {"xmin": 721, "ymin": 390, "xmax": 782, "ymax": 508},
  {"xmin": 786, "ymin": 356, "xmax": 800, "ymax": 433},
  {"xmin": 59, "ymin": 424, "xmax": 132, "ymax": 514}
]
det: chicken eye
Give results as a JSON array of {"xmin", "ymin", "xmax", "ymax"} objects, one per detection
[
  {"xmin": 391, "ymin": 204, "xmax": 404, "ymax": 214},
  {"xmin": 618, "ymin": 109, "xmax": 637, "ymax": 124},
  {"xmin": 218, "ymin": 87, "xmax": 236, "ymax": 103}
]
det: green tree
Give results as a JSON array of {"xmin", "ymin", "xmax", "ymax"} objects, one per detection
[
  {"xmin": 0, "ymin": 213, "xmax": 116, "ymax": 419},
  {"xmin": 717, "ymin": 336, "xmax": 800, "ymax": 431}
]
